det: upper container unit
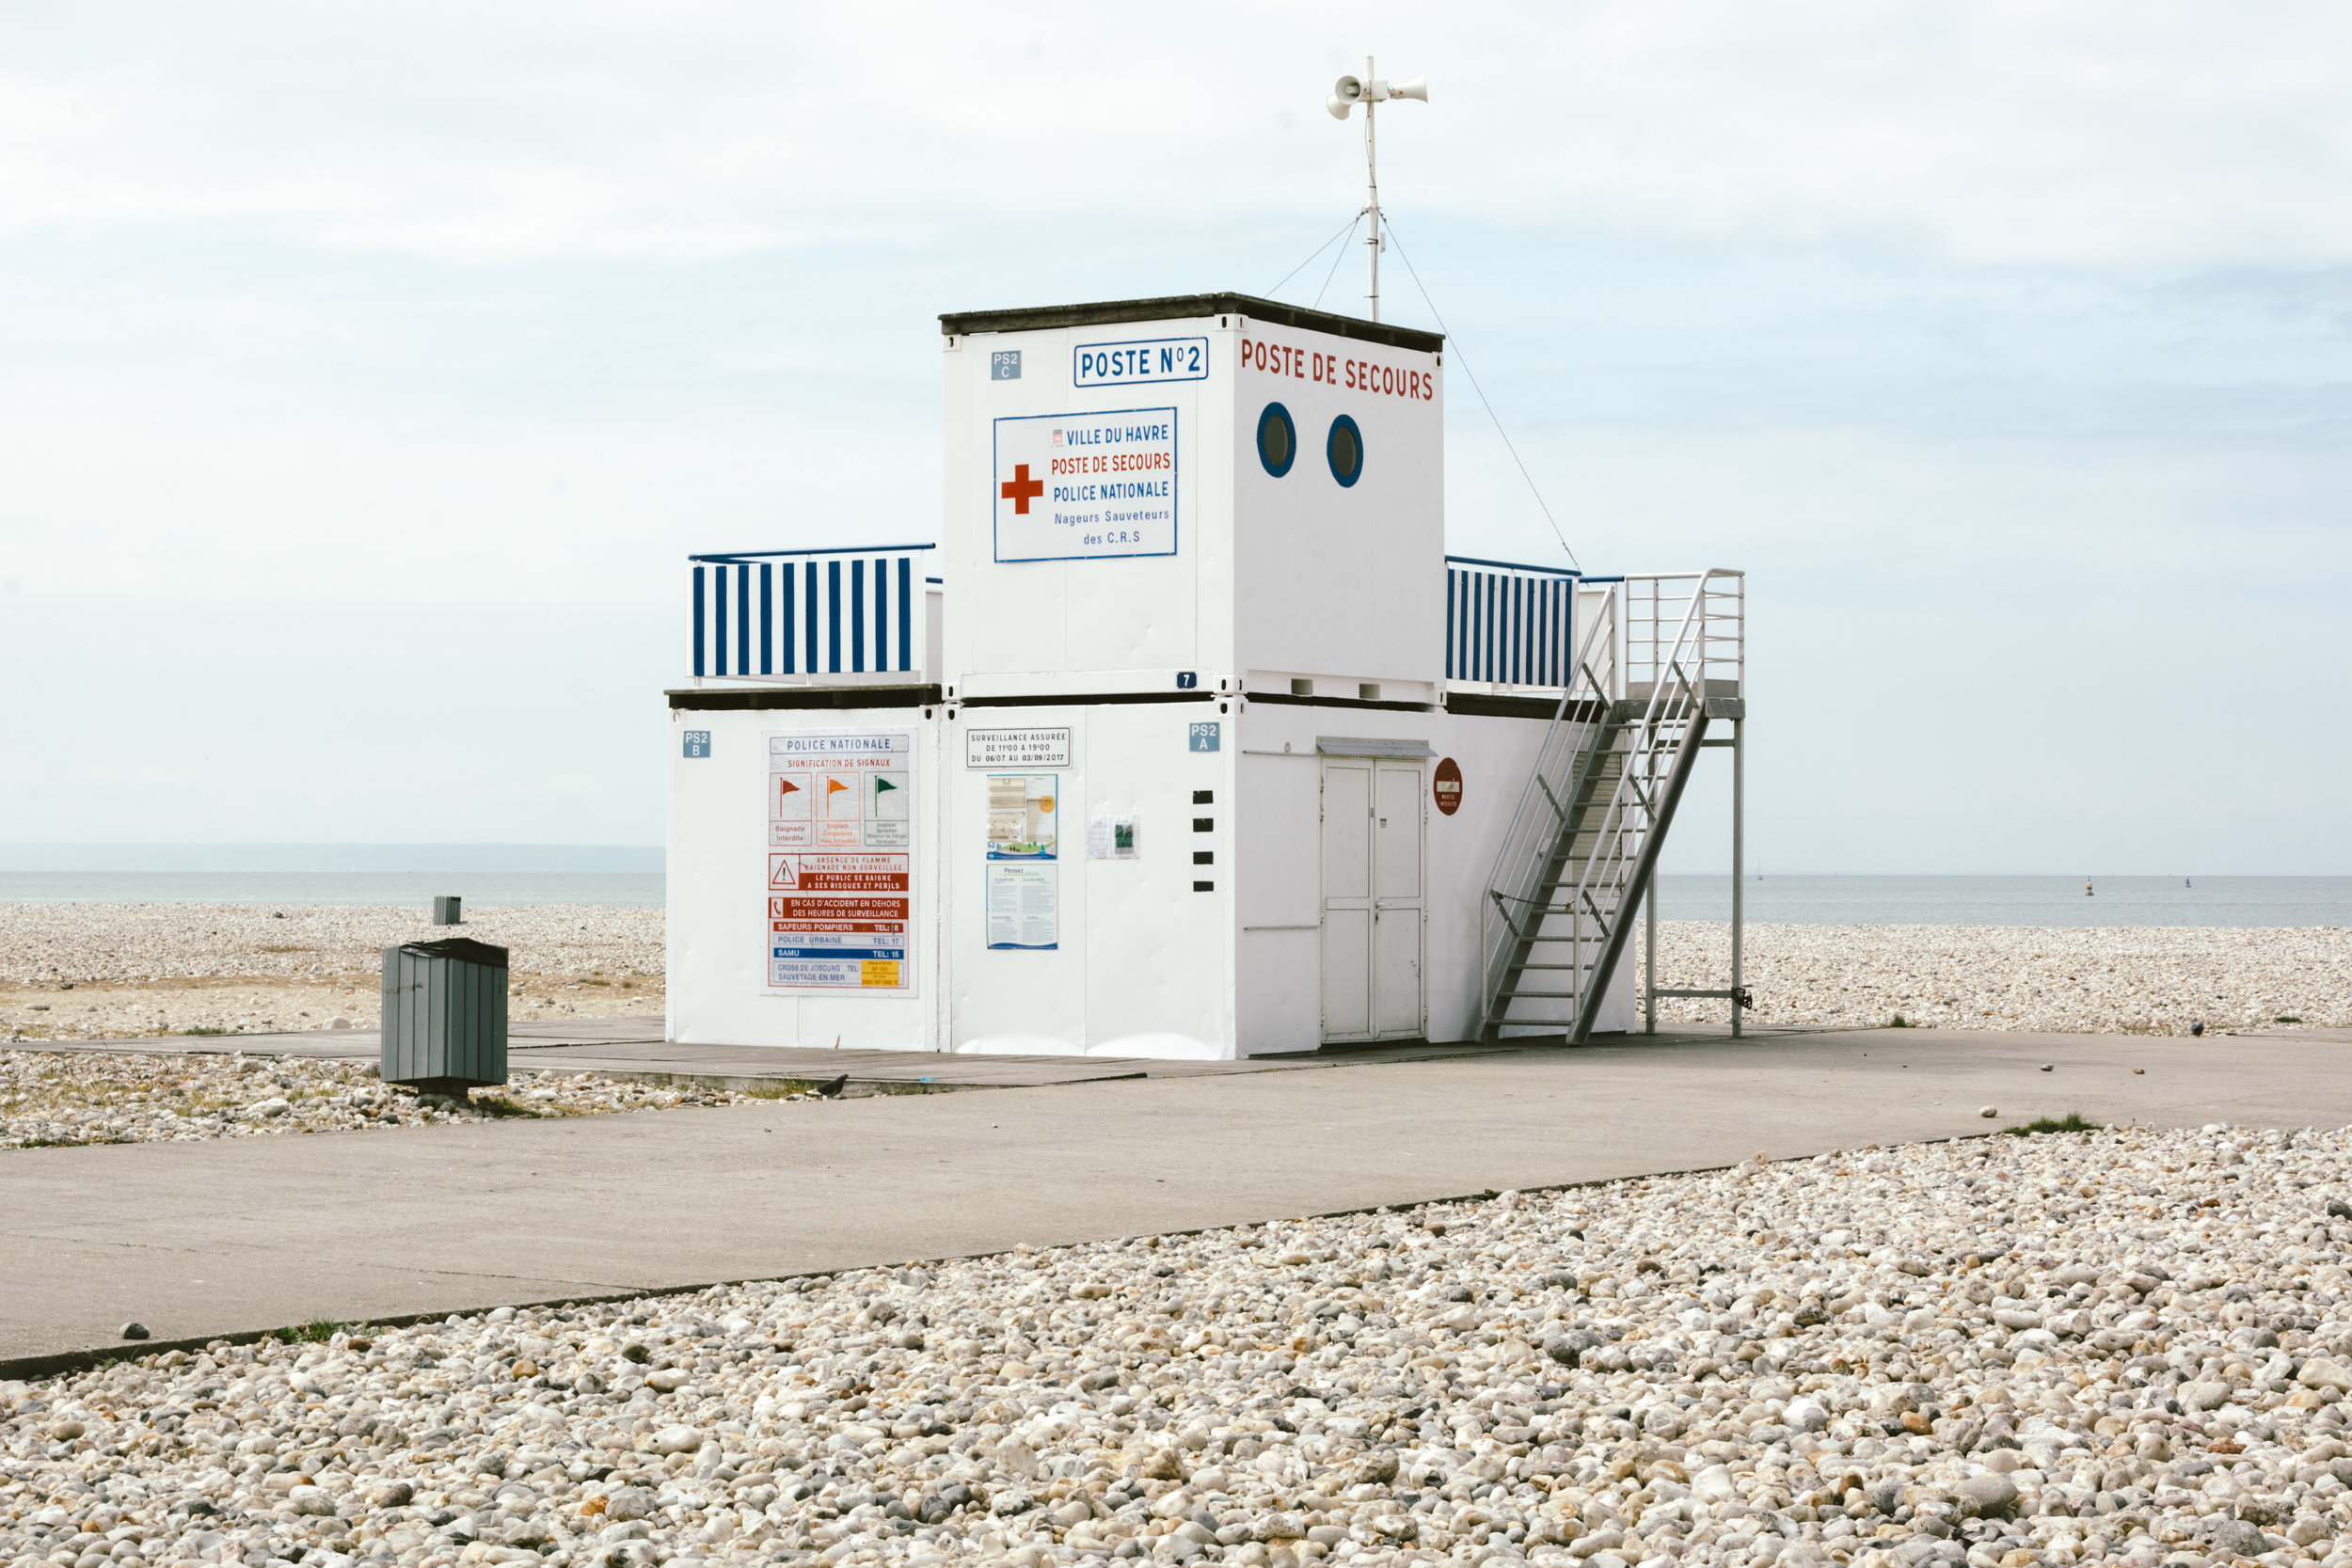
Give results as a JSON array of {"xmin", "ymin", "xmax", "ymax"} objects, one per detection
[{"xmin": 938, "ymin": 293, "xmax": 1447, "ymax": 703}]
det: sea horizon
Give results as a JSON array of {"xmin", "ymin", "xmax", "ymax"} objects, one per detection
[{"xmin": 0, "ymin": 868, "xmax": 2345, "ymax": 926}]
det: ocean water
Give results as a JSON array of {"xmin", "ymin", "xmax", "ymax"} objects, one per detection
[
  {"xmin": 0, "ymin": 872, "xmax": 667, "ymax": 908},
  {"xmin": 1651, "ymin": 875, "xmax": 2352, "ymax": 928}
]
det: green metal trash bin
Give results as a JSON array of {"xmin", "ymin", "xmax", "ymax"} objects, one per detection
[{"xmin": 381, "ymin": 937, "xmax": 509, "ymax": 1095}]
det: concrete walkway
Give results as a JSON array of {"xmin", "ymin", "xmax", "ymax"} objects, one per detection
[{"xmin": 6, "ymin": 1023, "xmax": 2347, "ymax": 1374}]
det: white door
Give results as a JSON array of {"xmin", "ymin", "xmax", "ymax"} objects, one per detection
[
  {"xmin": 1372, "ymin": 760, "xmax": 1426, "ymax": 1036},
  {"xmin": 1319, "ymin": 761, "xmax": 1374, "ymax": 1039},
  {"xmin": 1321, "ymin": 757, "xmax": 1426, "ymax": 1042}
]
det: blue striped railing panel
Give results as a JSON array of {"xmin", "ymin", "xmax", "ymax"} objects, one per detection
[
  {"xmin": 689, "ymin": 546, "xmax": 934, "ymax": 680},
  {"xmin": 1444, "ymin": 556, "xmax": 1579, "ymax": 689}
]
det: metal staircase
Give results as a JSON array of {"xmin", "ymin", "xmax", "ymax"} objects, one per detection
[{"xmin": 1479, "ymin": 570, "xmax": 1745, "ymax": 1043}]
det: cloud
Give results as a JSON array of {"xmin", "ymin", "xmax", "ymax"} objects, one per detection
[
  {"xmin": 4, "ymin": 3, "xmax": 2350, "ymax": 268},
  {"xmin": 3, "ymin": 2, "xmax": 2348, "ymax": 865}
]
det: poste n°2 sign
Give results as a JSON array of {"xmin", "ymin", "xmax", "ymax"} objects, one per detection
[{"xmin": 1073, "ymin": 337, "xmax": 1208, "ymax": 388}]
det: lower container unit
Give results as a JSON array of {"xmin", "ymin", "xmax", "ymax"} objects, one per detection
[{"xmin": 665, "ymin": 696, "xmax": 1632, "ymax": 1059}]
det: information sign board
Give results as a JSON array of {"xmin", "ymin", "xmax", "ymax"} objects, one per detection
[
  {"xmin": 762, "ymin": 731, "xmax": 914, "ymax": 992},
  {"xmin": 1073, "ymin": 337, "xmax": 1208, "ymax": 388},
  {"xmin": 965, "ymin": 727, "xmax": 1073, "ymax": 769},
  {"xmin": 993, "ymin": 407, "xmax": 1177, "ymax": 562}
]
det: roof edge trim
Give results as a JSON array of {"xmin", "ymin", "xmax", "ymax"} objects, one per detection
[{"xmin": 939, "ymin": 293, "xmax": 1443, "ymax": 356}]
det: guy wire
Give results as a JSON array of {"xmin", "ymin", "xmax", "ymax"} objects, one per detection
[{"xmin": 1381, "ymin": 215, "xmax": 1581, "ymax": 570}]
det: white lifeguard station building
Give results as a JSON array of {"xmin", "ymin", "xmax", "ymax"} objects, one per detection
[{"xmin": 667, "ymin": 293, "xmax": 1745, "ymax": 1060}]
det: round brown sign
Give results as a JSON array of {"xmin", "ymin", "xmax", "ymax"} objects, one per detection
[{"xmin": 1433, "ymin": 756, "xmax": 1463, "ymax": 816}]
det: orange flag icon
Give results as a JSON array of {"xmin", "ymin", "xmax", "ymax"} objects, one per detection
[{"xmin": 826, "ymin": 778, "xmax": 850, "ymax": 796}]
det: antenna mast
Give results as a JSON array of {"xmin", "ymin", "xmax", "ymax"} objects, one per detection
[
  {"xmin": 1364, "ymin": 55, "xmax": 1381, "ymax": 321},
  {"xmin": 1327, "ymin": 60, "xmax": 1426, "ymax": 323}
]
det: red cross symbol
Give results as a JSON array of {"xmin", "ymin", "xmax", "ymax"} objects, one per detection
[{"xmin": 999, "ymin": 463, "xmax": 1044, "ymax": 515}]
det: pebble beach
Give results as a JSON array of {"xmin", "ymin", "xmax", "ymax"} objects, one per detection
[
  {"xmin": 8, "ymin": 1122, "xmax": 2352, "ymax": 1568},
  {"xmin": 1642, "ymin": 926, "xmax": 2351, "ymax": 1037},
  {"xmin": 6, "ymin": 908, "xmax": 2347, "ymax": 1044},
  {"xmin": 0, "ymin": 1053, "xmax": 813, "ymax": 1150},
  {"xmin": 1, "ymin": 908, "xmax": 663, "ymax": 1041}
]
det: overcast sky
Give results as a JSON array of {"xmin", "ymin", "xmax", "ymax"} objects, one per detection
[{"xmin": 3, "ymin": 3, "xmax": 2347, "ymax": 873}]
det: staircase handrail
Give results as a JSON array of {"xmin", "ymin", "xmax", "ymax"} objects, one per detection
[
  {"xmin": 1476, "ymin": 584, "xmax": 1621, "ymax": 1015},
  {"xmin": 1474, "ymin": 566, "xmax": 1744, "ymax": 1040},
  {"xmin": 1565, "ymin": 574, "xmax": 1721, "ymax": 907},
  {"xmin": 1553, "ymin": 571, "xmax": 1736, "ymax": 1037}
]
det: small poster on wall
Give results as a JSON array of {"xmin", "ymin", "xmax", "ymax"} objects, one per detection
[
  {"xmin": 985, "ymin": 773, "xmax": 1058, "ymax": 949},
  {"xmin": 1087, "ymin": 814, "xmax": 1141, "ymax": 859},
  {"xmin": 985, "ymin": 775, "xmax": 1057, "ymax": 859},
  {"xmin": 985, "ymin": 864, "xmax": 1059, "ymax": 951}
]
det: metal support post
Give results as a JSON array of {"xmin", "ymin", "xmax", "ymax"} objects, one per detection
[
  {"xmin": 1644, "ymin": 876, "xmax": 1657, "ymax": 1035},
  {"xmin": 1731, "ymin": 716, "xmax": 1745, "ymax": 1039},
  {"xmin": 1568, "ymin": 903, "xmax": 1580, "ymax": 1043}
]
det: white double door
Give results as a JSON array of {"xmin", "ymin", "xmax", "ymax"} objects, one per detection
[{"xmin": 1320, "ymin": 758, "xmax": 1426, "ymax": 1041}]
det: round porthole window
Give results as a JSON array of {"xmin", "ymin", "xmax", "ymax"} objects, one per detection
[
  {"xmin": 1327, "ymin": 414, "xmax": 1363, "ymax": 487},
  {"xmin": 1256, "ymin": 403, "xmax": 1296, "ymax": 477}
]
